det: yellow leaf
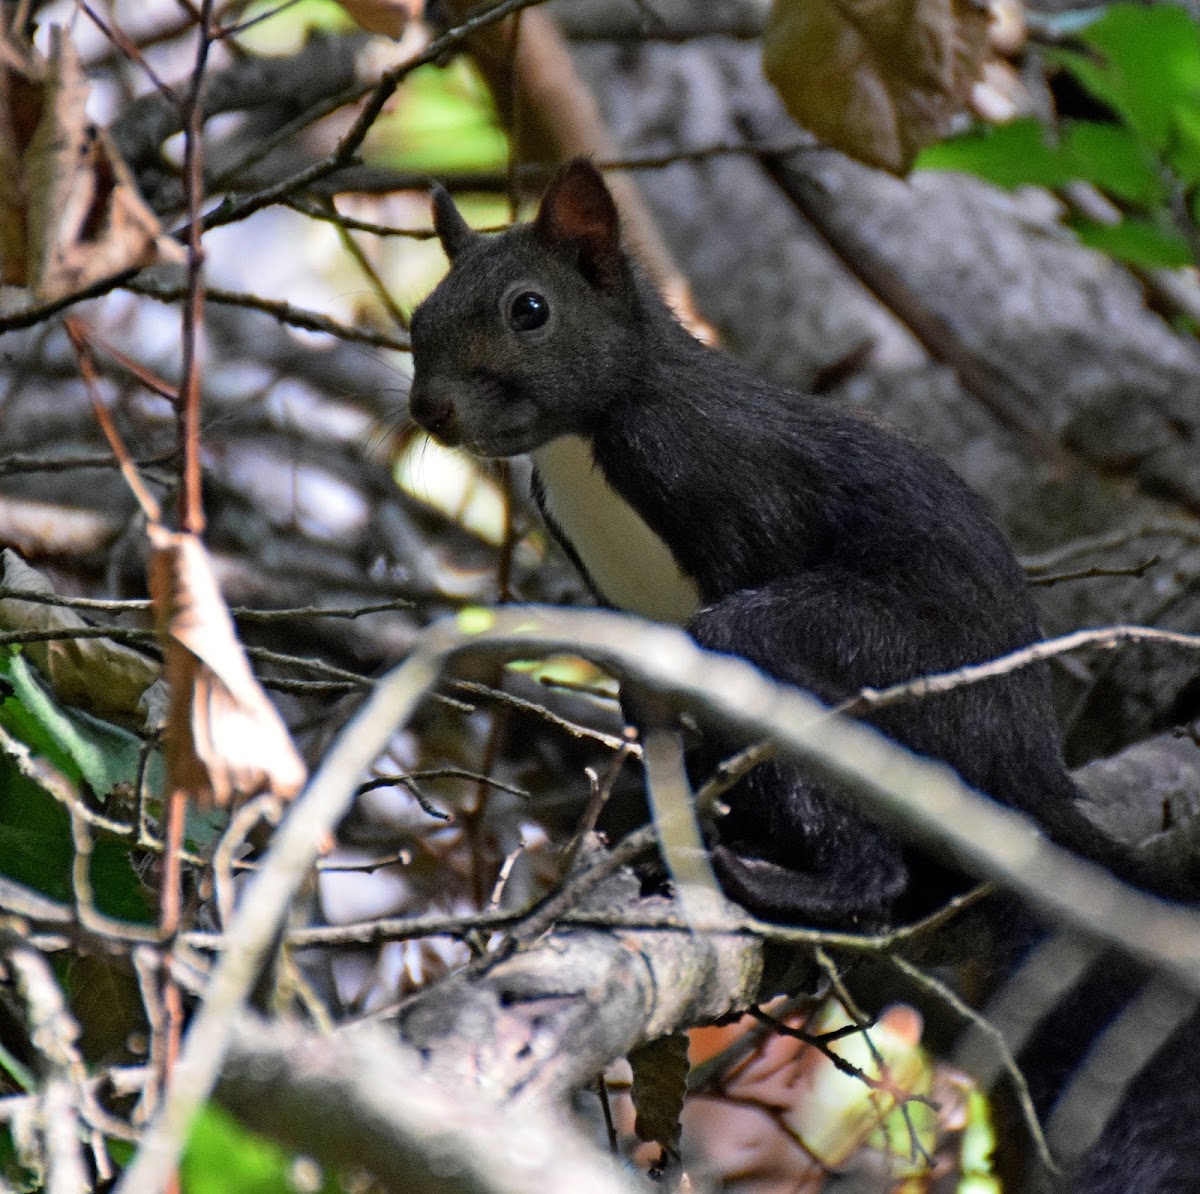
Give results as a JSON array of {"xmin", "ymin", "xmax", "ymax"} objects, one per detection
[{"xmin": 763, "ymin": 0, "xmax": 991, "ymax": 173}]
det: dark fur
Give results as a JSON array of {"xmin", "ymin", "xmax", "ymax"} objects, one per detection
[
  {"xmin": 409, "ymin": 162, "xmax": 1130, "ymax": 928},
  {"xmin": 407, "ymin": 161, "xmax": 1200, "ymax": 1189}
]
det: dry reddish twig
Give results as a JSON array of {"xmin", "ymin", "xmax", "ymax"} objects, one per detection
[
  {"xmin": 63, "ymin": 5, "xmax": 310, "ymax": 1148},
  {"xmin": 176, "ymin": 2, "xmax": 214, "ymax": 540},
  {"xmin": 76, "ymin": 1, "xmax": 179, "ymax": 104}
]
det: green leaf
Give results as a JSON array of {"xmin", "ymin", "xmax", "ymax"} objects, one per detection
[
  {"xmin": 0, "ymin": 647, "xmax": 153, "ymax": 922},
  {"xmin": 1062, "ymin": 121, "xmax": 1165, "ymax": 206},
  {"xmin": 1172, "ymin": 102, "xmax": 1200, "ymax": 185},
  {"xmin": 0, "ymin": 758, "xmax": 75, "ymax": 903},
  {"xmin": 1049, "ymin": 6, "xmax": 1200, "ymax": 153},
  {"xmin": 1070, "ymin": 214, "xmax": 1194, "ymax": 268},
  {"xmin": 183, "ymin": 1105, "xmax": 293, "ymax": 1194},
  {"xmin": 182, "ymin": 1104, "xmax": 337, "ymax": 1194},
  {"xmin": 366, "ymin": 61, "xmax": 509, "ymax": 175},
  {"xmin": 92, "ymin": 835, "xmax": 153, "ymax": 922},
  {"xmin": 0, "ymin": 753, "xmax": 150, "ymax": 921},
  {"xmin": 0, "ymin": 1127, "xmax": 41, "ymax": 1193},
  {"xmin": 232, "ymin": 0, "xmax": 354, "ymax": 55},
  {"xmin": 915, "ymin": 119, "xmax": 1075, "ymax": 189},
  {"xmin": 0, "ymin": 650, "xmax": 161, "ymax": 800},
  {"xmin": 919, "ymin": 118, "xmax": 1167, "ymax": 206}
]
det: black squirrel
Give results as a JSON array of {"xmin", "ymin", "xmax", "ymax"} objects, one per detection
[{"xmin": 407, "ymin": 159, "xmax": 1140, "ymax": 929}]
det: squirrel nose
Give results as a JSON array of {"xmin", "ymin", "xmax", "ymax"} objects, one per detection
[{"xmin": 408, "ymin": 380, "xmax": 459, "ymax": 442}]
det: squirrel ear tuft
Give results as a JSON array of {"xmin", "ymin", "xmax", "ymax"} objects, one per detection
[
  {"xmin": 534, "ymin": 159, "xmax": 622, "ymax": 287},
  {"xmin": 431, "ymin": 184, "xmax": 475, "ymax": 261}
]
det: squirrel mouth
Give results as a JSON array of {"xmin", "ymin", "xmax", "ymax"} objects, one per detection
[{"xmin": 411, "ymin": 404, "xmax": 466, "ymax": 448}]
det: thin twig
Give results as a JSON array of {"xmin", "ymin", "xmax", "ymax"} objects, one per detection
[
  {"xmin": 1021, "ymin": 519, "xmax": 1200, "ymax": 573},
  {"xmin": 0, "ymin": 593, "xmax": 412, "ymax": 618},
  {"xmin": 0, "ymin": 449, "xmax": 176, "ymax": 477},
  {"xmin": 131, "ymin": 947, "xmax": 166, "ymax": 1125},
  {"xmin": 364, "ymin": 767, "xmax": 529, "ymax": 801},
  {"xmin": 77, "ymin": 1, "xmax": 178, "ymax": 102},
  {"xmin": 217, "ymin": 0, "xmax": 303, "ymax": 37},
  {"xmin": 559, "ymin": 731, "xmax": 637, "ymax": 876},
  {"xmin": 213, "ymin": 795, "xmax": 283, "ymax": 931},
  {"xmin": 451, "ymin": 678, "xmax": 636, "ymax": 753},
  {"xmin": 745, "ymin": 1005, "xmax": 895, "ymax": 1092},
  {"xmin": 325, "ymin": 199, "xmax": 411, "ymax": 331},
  {"xmin": 177, "ymin": 0, "xmax": 215, "ymax": 538},
  {"xmin": 841, "ymin": 625, "xmax": 1200, "ymax": 719},
  {"xmin": 72, "ymin": 324, "xmax": 180, "ymax": 403},
  {"xmin": 63, "ymin": 318, "xmax": 163, "ymax": 523},
  {"xmin": 127, "ymin": 279, "xmax": 411, "ymax": 351},
  {"xmin": 693, "ymin": 740, "xmax": 776, "ymax": 815},
  {"xmin": 282, "ymin": 194, "xmax": 509, "ymax": 238},
  {"xmin": 0, "ymin": 626, "xmax": 156, "ymax": 649},
  {"xmin": 486, "ymin": 844, "xmax": 523, "ymax": 912},
  {"xmin": 891, "ymin": 954, "xmax": 1058, "ymax": 1178},
  {"xmin": 818, "ymin": 948, "xmax": 937, "ymax": 1168},
  {"xmin": 1028, "ymin": 557, "xmax": 1160, "ymax": 586}
]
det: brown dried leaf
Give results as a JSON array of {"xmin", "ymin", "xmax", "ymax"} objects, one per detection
[
  {"xmin": 334, "ymin": 0, "xmax": 421, "ymax": 38},
  {"xmin": 763, "ymin": 0, "xmax": 991, "ymax": 174},
  {"xmin": 9, "ymin": 27, "xmax": 184, "ymax": 301},
  {"xmin": 0, "ymin": 31, "xmax": 45, "ymax": 285},
  {"xmin": 0, "ymin": 548, "xmax": 159, "ymax": 727},
  {"xmin": 147, "ymin": 525, "xmax": 307, "ymax": 809},
  {"xmin": 629, "ymin": 1033, "xmax": 689, "ymax": 1154}
]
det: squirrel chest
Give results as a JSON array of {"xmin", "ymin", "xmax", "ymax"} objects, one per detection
[{"xmin": 531, "ymin": 435, "xmax": 700, "ymax": 624}]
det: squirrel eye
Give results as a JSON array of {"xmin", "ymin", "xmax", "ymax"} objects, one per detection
[{"xmin": 509, "ymin": 290, "xmax": 549, "ymax": 332}]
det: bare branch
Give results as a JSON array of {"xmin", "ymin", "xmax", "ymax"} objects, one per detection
[
  {"xmin": 844, "ymin": 625, "xmax": 1200, "ymax": 717},
  {"xmin": 216, "ymin": 1014, "xmax": 644, "ymax": 1194},
  {"xmin": 126, "ymin": 279, "xmax": 411, "ymax": 351}
]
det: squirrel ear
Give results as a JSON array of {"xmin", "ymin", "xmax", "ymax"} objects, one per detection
[
  {"xmin": 431, "ymin": 184, "xmax": 475, "ymax": 261},
  {"xmin": 534, "ymin": 159, "xmax": 622, "ymax": 287}
]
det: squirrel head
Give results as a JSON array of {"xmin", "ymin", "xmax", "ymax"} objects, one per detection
[{"xmin": 409, "ymin": 159, "xmax": 639, "ymax": 457}]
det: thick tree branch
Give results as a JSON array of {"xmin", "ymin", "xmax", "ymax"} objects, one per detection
[{"xmin": 215, "ymin": 1014, "xmax": 643, "ymax": 1194}]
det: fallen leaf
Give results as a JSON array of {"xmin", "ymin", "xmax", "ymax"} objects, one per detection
[
  {"xmin": 0, "ymin": 548, "xmax": 159, "ymax": 728},
  {"xmin": 629, "ymin": 1033, "xmax": 689, "ymax": 1154},
  {"xmin": 763, "ymin": 0, "xmax": 991, "ymax": 173},
  {"xmin": 335, "ymin": 0, "xmax": 422, "ymax": 38},
  {"xmin": 147, "ymin": 524, "xmax": 307, "ymax": 808},
  {"xmin": 0, "ymin": 26, "xmax": 184, "ymax": 300}
]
